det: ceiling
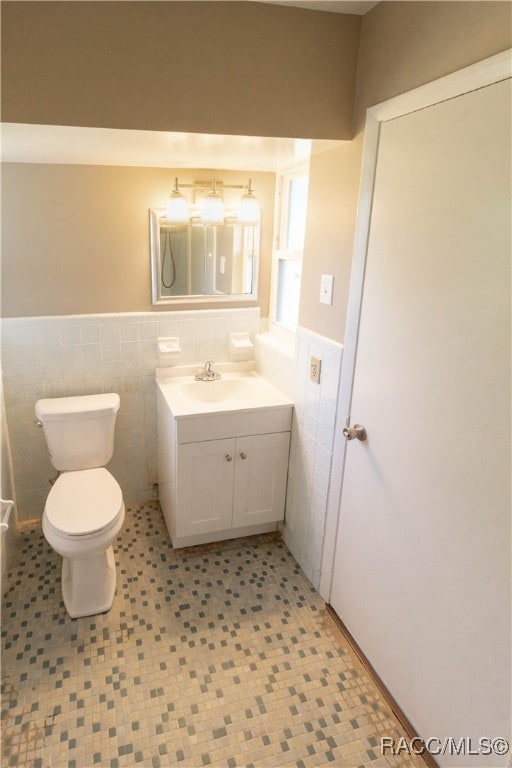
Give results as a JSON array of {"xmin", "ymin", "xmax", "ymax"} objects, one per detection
[
  {"xmin": 1, "ymin": 124, "xmax": 344, "ymax": 172},
  {"xmin": 258, "ymin": 1, "xmax": 379, "ymax": 13}
]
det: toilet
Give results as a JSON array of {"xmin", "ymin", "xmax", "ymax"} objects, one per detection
[{"xmin": 35, "ymin": 393, "xmax": 125, "ymax": 619}]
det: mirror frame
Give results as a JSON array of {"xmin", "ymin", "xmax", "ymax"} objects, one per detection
[{"xmin": 150, "ymin": 208, "xmax": 260, "ymax": 306}]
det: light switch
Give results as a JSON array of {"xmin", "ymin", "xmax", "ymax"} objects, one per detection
[{"xmin": 320, "ymin": 274, "xmax": 334, "ymax": 305}]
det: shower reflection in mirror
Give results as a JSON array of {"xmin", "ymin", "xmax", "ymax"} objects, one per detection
[
  {"xmin": 150, "ymin": 176, "xmax": 260, "ymax": 305},
  {"xmin": 151, "ymin": 215, "xmax": 260, "ymax": 303},
  {"xmin": 150, "ymin": 210, "xmax": 260, "ymax": 306}
]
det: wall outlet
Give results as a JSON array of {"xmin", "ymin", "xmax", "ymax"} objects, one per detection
[{"xmin": 310, "ymin": 356, "xmax": 321, "ymax": 384}]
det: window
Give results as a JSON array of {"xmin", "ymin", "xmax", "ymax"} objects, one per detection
[{"xmin": 272, "ymin": 167, "xmax": 310, "ymax": 330}]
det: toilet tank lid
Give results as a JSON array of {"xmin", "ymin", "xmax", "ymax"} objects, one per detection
[{"xmin": 36, "ymin": 393, "xmax": 120, "ymax": 420}]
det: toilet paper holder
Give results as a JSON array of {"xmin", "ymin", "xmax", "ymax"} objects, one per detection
[{"xmin": 0, "ymin": 499, "xmax": 14, "ymax": 532}]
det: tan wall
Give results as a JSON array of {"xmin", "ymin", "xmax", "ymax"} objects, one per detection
[
  {"xmin": 354, "ymin": 1, "xmax": 512, "ymax": 131},
  {"xmin": 300, "ymin": 143, "xmax": 360, "ymax": 341},
  {"xmin": 1, "ymin": 164, "xmax": 275, "ymax": 318},
  {"xmin": 3, "ymin": 2, "xmax": 510, "ymax": 329},
  {"xmin": 1, "ymin": 1, "xmax": 360, "ymax": 140},
  {"xmin": 299, "ymin": 1, "xmax": 512, "ymax": 342}
]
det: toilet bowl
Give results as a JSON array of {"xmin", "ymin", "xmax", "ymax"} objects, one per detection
[
  {"xmin": 35, "ymin": 393, "xmax": 125, "ymax": 619},
  {"xmin": 42, "ymin": 468, "xmax": 125, "ymax": 618}
]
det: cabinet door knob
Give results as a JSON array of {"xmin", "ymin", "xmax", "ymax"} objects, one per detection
[
  {"xmin": 240, "ymin": 452, "xmax": 247, "ymax": 460},
  {"xmin": 225, "ymin": 454, "xmax": 233, "ymax": 462}
]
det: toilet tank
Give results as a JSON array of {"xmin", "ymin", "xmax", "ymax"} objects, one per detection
[{"xmin": 35, "ymin": 393, "xmax": 120, "ymax": 471}]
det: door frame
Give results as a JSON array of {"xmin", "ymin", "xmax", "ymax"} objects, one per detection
[{"xmin": 319, "ymin": 48, "xmax": 512, "ymax": 601}]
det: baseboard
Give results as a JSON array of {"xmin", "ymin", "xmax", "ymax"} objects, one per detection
[
  {"xmin": 16, "ymin": 517, "xmax": 42, "ymax": 531},
  {"xmin": 325, "ymin": 604, "xmax": 439, "ymax": 768}
]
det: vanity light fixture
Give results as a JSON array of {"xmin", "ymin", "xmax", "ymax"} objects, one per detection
[
  {"xmin": 166, "ymin": 177, "xmax": 190, "ymax": 224},
  {"xmin": 200, "ymin": 178, "xmax": 224, "ymax": 225},
  {"xmin": 163, "ymin": 177, "xmax": 259, "ymax": 225},
  {"xmin": 237, "ymin": 179, "xmax": 260, "ymax": 224}
]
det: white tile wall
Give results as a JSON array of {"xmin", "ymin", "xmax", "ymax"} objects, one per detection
[
  {"xmin": 1, "ymin": 308, "xmax": 260, "ymax": 521},
  {"xmin": 256, "ymin": 327, "xmax": 343, "ymax": 589},
  {"xmin": 1, "ymin": 373, "xmax": 18, "ymax": 589},
  {"xmin": 254, "ymin": 330, "xmax": 295, "ymax": 400},
  {"xmin": 256, "ymin": 328, "xmax": 343, "ymax": 588},
  {"xmin": 2, "ymin": 311, "xmax": 343, "ymax": 589}
]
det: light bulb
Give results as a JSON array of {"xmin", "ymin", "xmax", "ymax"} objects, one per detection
[
  {"xmin": 200, "ymin": 180, "xmax": 224, "ymax": 224},
  {"xmin": 237, "ymin": 180, "xmax": 260, "ymax": 224},
  {"xmin": 166, "ymin": 178, "xmax": 190, "ymax": 224}
]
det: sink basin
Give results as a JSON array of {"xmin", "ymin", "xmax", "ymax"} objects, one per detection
[
  {"xmin": 181, "ymin": 378, "xmax": 249, "ymax": 404},
  {"xmin": 156, "ymin": 369, "xmax": 292, "ymax": 416}
]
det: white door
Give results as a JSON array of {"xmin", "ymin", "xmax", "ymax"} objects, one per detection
[
  {"xmin": 329, "ymin": 70, "xmax": 511, "ymax": 765},
  {"xmin": 176, "ymin": 438, "xmax": 234, "ymax": 537},
  {"xmin": 232, "ymin": 432, "xmax": 290, "ymax": 527}
]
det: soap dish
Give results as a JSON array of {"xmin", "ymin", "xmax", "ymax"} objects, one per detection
[
  {"xmin": 229, "ymin": 332, "xmax": 254, "ymax": 359},
  {"xmin": 157, "ymin": 337, "xmax": 181, "ymax": 358}
]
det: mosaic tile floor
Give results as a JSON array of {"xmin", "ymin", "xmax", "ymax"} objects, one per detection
[{"xmin": 2, "ymin": 502, "xmax": 425, "ymax": 768}]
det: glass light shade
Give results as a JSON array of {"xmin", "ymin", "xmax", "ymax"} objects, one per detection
[
  {"xmin": 237, "ymin": 192, "xmax": 260, "ymax": 224},
  {"xmin": 200, "ymin": 193, "xmax": 224, "ymax": 225},
  {"xmin": 166, "ymin": 192, "xmax": 190, "ymax": 224}
]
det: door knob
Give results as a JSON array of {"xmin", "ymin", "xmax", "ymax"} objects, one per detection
[
  {"xmin": 240, "ymin": 452, "xmax": 247, "ymax": 460},
  {"xmin": 225, "ymin": 454, "xmax": 233, "ymax": 462},
  {"xmin": 343, "ymin": 424, "xmax": 367, "ymax": 441}
]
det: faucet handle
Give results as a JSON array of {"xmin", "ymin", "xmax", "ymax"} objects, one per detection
[{"xmin": 205, "ymin": 360, "xmax": 215, "ymax": 372}]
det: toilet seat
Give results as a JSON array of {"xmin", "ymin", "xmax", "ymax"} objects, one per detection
[{"xmin": 45, "ymin": 468, "xmax": 123, "ymax": 538}]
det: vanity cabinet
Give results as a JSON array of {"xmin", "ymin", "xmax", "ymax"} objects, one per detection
[
  {"xmin": 156, "ymin": 377, "xmax": 293, "ymax": 549},
  {"xmin": 177, "ymin": 432, "xmax": 290, "ymax": 539}
]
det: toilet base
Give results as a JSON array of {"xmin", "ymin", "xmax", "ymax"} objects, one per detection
[{"xmin": 61, "ymin": 546, "xmax": 117, "ymax": 619}]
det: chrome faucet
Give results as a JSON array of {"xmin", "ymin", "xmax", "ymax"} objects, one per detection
[{"xmin": 195, "ymin": 360, "xmax": 221, "ymax": 382}]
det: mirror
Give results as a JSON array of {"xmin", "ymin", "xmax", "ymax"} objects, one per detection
[{"xmin": 150, "ymin": 209, "xmax": 260, "ymax": 305}]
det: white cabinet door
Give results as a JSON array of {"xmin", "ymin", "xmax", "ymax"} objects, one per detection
[
  {"xmin": 176, "ymin": 438, "xmax": 235, "ymax": 538},
  {"xmin": 232, "ymin": 432, "xmax": 290, "ymax": 528}
]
